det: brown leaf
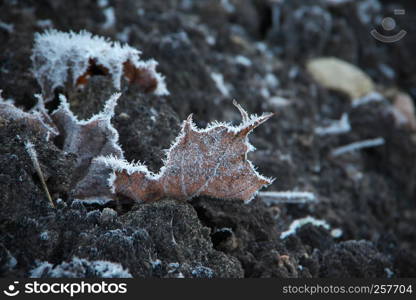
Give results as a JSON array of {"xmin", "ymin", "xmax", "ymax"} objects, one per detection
[
  {"xmin": 123, "ymin": 60, "xmax": 159, "ymax": 94},
  {"xmin": 0, "ymin": 93, "xmax": 58, "ymax": 140},
  {"xmin": 31, "ymin": 30, "xmax": 169, "ymax": 100},
  {"xmin": 99, "ymin": 101, "xmax": 273, "ymax": 203},
  {"xmin": 51, "ymin": 93, "xmax": 123, "ymax": 199},
  {"xmin": 76, "ymin": 59, "xmax": 159, "ymax": 94}
]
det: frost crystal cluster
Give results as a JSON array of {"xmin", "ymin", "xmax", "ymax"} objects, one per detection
[
  {"xmin": 0, "ymin": 92, "xmax": 58, "ymax": 140},
  {"xmin": 31, "ymin": 30, "xmax": 168, "ymax": 100}
]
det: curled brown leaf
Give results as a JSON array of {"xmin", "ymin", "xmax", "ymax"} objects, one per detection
[{"xmin": 98, "ymin": 102, "xmax": 274, "ymax": 203}]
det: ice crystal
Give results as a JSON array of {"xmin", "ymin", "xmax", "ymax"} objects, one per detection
[{"xmin": 31, "ymin": 29, "xmax": 168, "ymax": 100}]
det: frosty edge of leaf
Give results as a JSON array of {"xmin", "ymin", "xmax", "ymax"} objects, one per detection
[
  {"xmin": 98, "ymin": 101, "xmax": 274, "ymax": 203},
  {"xmin": 31, "ymin": 29, "xmax": 168, "ymax": 100},
  {"xmin": 51, "ymin": 93, "xmax": 124, "ymax": 200}
]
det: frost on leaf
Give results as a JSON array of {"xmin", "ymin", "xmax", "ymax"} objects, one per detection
[
  {"xmin": 0, "ymin": 92, "xmax": 58, "ymax": 140},
  {"xmin": 31, "ymin": 30, "xmax": 168, "ymax": 100},
  {"xmin": 51, "ymin": 93, "xmax": 123, "ymax": 199},
  {"xmin": 98, "ymin": 101, "xmax": 273, "ymax": 203}
]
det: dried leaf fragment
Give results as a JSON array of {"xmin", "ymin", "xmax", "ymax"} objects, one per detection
[
  {"xmin": 31, "ymin": 30, "xmax": 168, "ymax": 100},
  {"xmin": 0, "ymin": 92, "xmax": 58, "ymax": 140},
  {"xmin": 51, "ymin": 93, "xmax": 124, "ymax": 199},
  {"xmin": 99, "ymin": 101, "xmax": 274, "ymax": 203}
]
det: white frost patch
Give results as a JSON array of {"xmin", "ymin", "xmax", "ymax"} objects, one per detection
[
  {"xmin": 150, "ymin": 259, "xmax": 162, "ymax": 269},
  {"xmin": 39, "ymin": 231, "xmax": 49, "ymax": 241},
  {"xmin": 331, "ymin": 137, "xmax": 385, "ymax": 157},
  {"xmin": 29, "ymin": 261, "xmax": 53, "ymax": 278},
  {"xmin": 260, "ymin": 88, "xmax": 270, "ymax": 99},
  {"xmin": 2, "ymin": 248, "xmax": 17, "ymax": 270},
  {"xmin": 7, "ymin": 256, "xmax": 17, "ymax": 269},
  {"xmin": 25, "ymin": 141, "xmax": 40, "ymax": 171},
  {"xmin": 205, "ymin": 35, "xmax": 216, "ymax": 45},
  {"xmin": 330, "ymin": 228, "xmax": 343, "ymax": 238},
  {"xmin": 269, "ymin": 96, "xmax": 291, "ymax": 108},
  {"xmin": 289, "ymin": 66, "xmax": 300, "ymax": 79},
  {"xmin": 265, "ymin": 73, "xmax": 280, "ymax": 89},
  {"xmin": 385, "ymin": 267, "xmax": 394, "ymax": 278},
  {"xmin": 357, "ymin": 0, "xmax": 381, "ymax": 24},
  {"xmin": 0, "ymin": 20, "xmax": 14, "ymax": 33},
  {"xmin": 280, "ymin": 216, "xmax": 330, "ymax": 239},
  {"xmin": 96, "ymin": 155, "xmax": 152, "ymax": 176},
  {"xmin": 92, "ymin": 260, "xmax": 132, "ymax": 278},
  {"xmin": 255, "ymin": 42, "xmax": 268, "ymax": 53},
  {"xmin": 215, "ymin": 227, "xmax": 233, "ymax": 234},
  {"xmin": 107, "ymin": 171, "xmax": 117, "ymax": 193},
  {"xmin": 167, "ymin": 262, "xmax": 184, "ymax": 278},
  {"xmin": 150, "ymin": 107, "xmax": 159, "ymax": 121},
  {"xmin": 167, "ymin": 262, "xmax": 180, "ymax": 272},
  {"xmin": 98, "ymin": 0, "xmax": 109, "ymax": 8},
  {"xmin": 259, "ymin": 191, "xmax": 317, "ymax": 205},
  {"xmin": 100, "ymin": 208, "xmax": 118, "ymax": 224},
  {"xmin": 211, "ymin": 72, "xmax": 230, "ymax": 97},
  {"xmin": 220, "ymin": 0, "xmax": 235, "ymax": 13},
  {"xmin": 116, "ymin": 27, "xmax": 132, "ymax": 43},
  {"xmin": 36, "ymin": 19, "xmax": 53, "ymax": 29},
  {"xmin": 102, "ymin": 7, "xmax": 116, "ymax": 29},
  {"xmin": 30, "ymin": 257, "xmax": 132, "ymax": 278},
  {"xmin": 31, "ymin": 29, "xmax": 168, "ymax": 98},
  {"xmin": 53, "ymin": 93, "xmax": 121, "ymax": 130},
  {"xmin": 235, "ymin": 55, "xmax": 252, "ymax": 67},
  {"xmin": 0, "ymin": 90, "xmax": 14, "ymax": 105},
  {"xmin": 191, "ymin": 266, "xmax": 214, "ymax": 278},
  {"xmin": 315, "ymin": 113, "xmax": 351, "ymax": 136},
  {"xmin": 352, "ymin": 92, "xmax": 385, "ymax": 107},
  {"xmin": 77, "ymin": 197, "xmax": 113, "ymax": 205},
  {"xmin": 326, "ymin": 0, "xmax": 354, "ymax": 5},
  {"xmin": 378, "ymin": 64, "xmax": 395, "ymax": 79}
]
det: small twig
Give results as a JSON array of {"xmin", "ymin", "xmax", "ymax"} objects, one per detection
[
  {"xmin": 24, "ymin": 140, "xmax": 55, "ymax": 208},
  {"xmin": 331, "ymin": 137, "xmax": 385, "ymax": 157},
  {"xmin": 315, "ymin": 113, "xmax": 351, "ymax": 136},
  {"xmin": 258, "ymin": 191, "xmax": 317, "ymax": 205}
]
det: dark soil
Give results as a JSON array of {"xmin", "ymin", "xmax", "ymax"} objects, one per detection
[{"xmin": 1, "ymin": 0, "xmax": 415, "ymax": 278}]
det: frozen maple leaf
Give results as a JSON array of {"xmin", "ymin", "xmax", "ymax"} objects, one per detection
[
  {"xmin": 0, "ymin": 91, "xmax": 58, "ymax": 141},
  {"xmin": 98, "ymin": 101, "xmax": 274, "ymax": 203},
  {"xmin": 51, "ymin": 93, "xmax": 124, "ymax": 199},
  {"xmin": 31, "ymin": 30, "xmax": 168, "ymax": 100}
]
